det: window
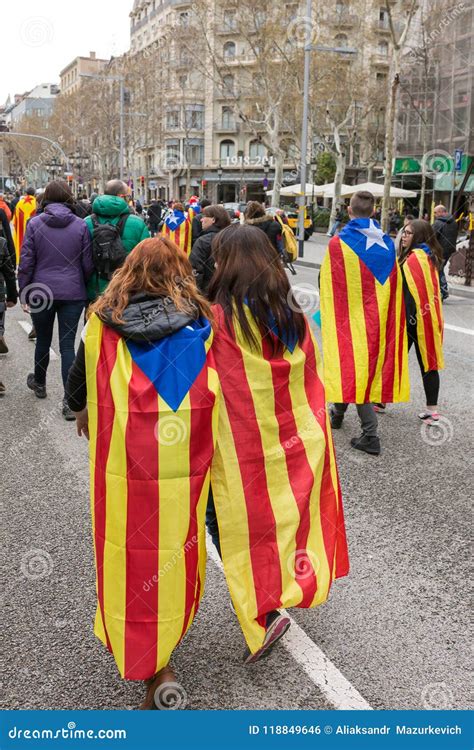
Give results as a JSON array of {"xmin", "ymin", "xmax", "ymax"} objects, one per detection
[
  {"xmin": 376, "ymin": 71, "xmax": 387, "ymax": 85},
  {"xmin": 220, "ymin": 139, "xmax": 235, "ymax": 159},
  {"xmin": 179, "ymin": 11, "xmax": 189, "ymax": 27},
  {"xmin": 166, "ymin": 108, "xmax": 180, "ymax": 129},
  {"xmin": 379, "ymin": 7, "xmax": 389, "ymax": 28},
  {"xmin": 336, "ymin": 0, "xmax": 346, "ymax": 12},
  {"xmin": 185, "ymin": 105, "xmax": 204, "ymax": 130},
  {"xmin": 335, "ymin": 34, "xmax": 348, "ymax": 48},
  {"xmin": 221, "ymin": 107, "xmax": 235, "ymax": 129},
  {"xmin": 378, "ymin": 40, "xmax": 388, "ymax": 56},
  {"xmin": 249, "ymin": 140, "xmax": 266, "ymax": 160},
  {"xmin": 223, "ymin": 9, "xmax": 237, "ymax": 30},
  {"xmin": 187, "ymin": 141, "xmax": 204, "ymax": 165},
  {"xmin": 178, "ymin": 74, "xmax": 188, "ymax": 88},
  {"xmin": 222, "ymin": 74, "xmax": 234, "ymax": 95},
  {"xmin": 223, "ymin": 41, "xmax": 236, "ymax": 58}
]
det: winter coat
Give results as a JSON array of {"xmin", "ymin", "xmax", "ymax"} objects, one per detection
[
  {"xmin": 245, "ymin": 214, "xmax": 282, "ymax": 251},
  {"xmin": 433, "ymin": 215, "xmax": 458, "ymax": 261},
  {"xmin": 74, "ymin": 199, "xmax": 92, "ymax": 219},
  {"xmin": 0, "ymin": 236, "xmax": 17, "ymax": 304},
  {"xmin": 85, "ymin": 195, "xmax": 150, "ymax": 300},
  {"xmin": 18, "ymin": 203, "xmax": 94, "ymax": 302},
  {"xmin": 147, "ymin": 201, "xmax": 164, "ymax": 224},
  {"xmin": 189, "ymin": 225, "xmax": 221, "ymax": 294},
  {"xmin": 0, "ymin": 208, "xmax": 15, "ymax": 268},
  {"xmin": 0, "ymin": 199, "xmax": 11, "ymax": 223}
]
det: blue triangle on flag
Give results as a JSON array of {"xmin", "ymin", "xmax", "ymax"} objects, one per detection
[
  {"xmin": 338, "ymin": 218, "xmax": 396, "ymax": 285},
  {"xmin": 126, "ymin": 318, "xmax": 211, "ymax": 412}
]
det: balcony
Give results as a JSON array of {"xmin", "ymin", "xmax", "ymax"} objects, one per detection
[
  {"xmin": 329, "ymin": 13, "xmax": 359, "ymax": 28},
  {"xmin": 214, "ymin": 121, "xmax": 239, "ymax": 134}
]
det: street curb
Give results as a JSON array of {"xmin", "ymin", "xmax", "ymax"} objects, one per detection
[{"xmin": 295, "ymin": 261, "xmax": 474, "ymax": 299}]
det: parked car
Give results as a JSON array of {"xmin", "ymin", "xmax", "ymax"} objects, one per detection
[{"xmin": 222, "ymin": 202, "xmax": 247, "ymax": 221}]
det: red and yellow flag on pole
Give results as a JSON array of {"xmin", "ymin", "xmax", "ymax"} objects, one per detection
[
  {"xmin": 13, "ymin": 195, "xmax": 36, "ymax": 263},
  {"xmin": 210, "ymin": 305, "xmax": 349, "ymax": 656},
  {"xmin": 84, "ymin": 313, "xmax": 218, "ymax": 680},
  {"xmin": 320, "ymin": 218, "xmax": 410, "ymax": 404},
  {"xmin": 403, "ymin": 246, "xmax": 444, "ymax": 371}
]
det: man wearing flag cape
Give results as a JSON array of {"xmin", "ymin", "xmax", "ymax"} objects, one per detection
[
  {"xmin": 13, "ymin": 187, "xmax": 37, "ymax": 264},
  {"xmin": 161, "ymin": 201, "xmax": 192, "ymax": 256},
  {"xmin": 319, "ymin": 191, "xmax": 410, "ymax": 455}
]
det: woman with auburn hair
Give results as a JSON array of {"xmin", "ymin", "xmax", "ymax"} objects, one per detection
[
  {"xmin": 399, "ymin": 219, "xmax": 444, "ymax": 424},
  {"xmin": 66, "ymin": 237, "xmax": 219, "ymax": 709},
  {"xmin": 207, "ymin": 224, "xmax": 349, "ymax": 664}
]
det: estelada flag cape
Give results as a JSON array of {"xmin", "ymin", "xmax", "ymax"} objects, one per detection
[
  {"xmin": 402, "ymin": 245, "xmax": 444, "ymax": 371},
  {"xmin": 13, "ymin": 195, "xmax": 36, "ymax": 263},
  {"xmin": 161, "ymin": 210, "xmax": 192, "ymax": 256},
  {"xmin": 84, "ymin": 313, "xmax": 218, "ymax": 680},
  {"xmin": 320, "ymin": 218, "xmax": 409, "ymax": 404},
  {"xmin": 210, "ymin": 305, "xmax": 349, "ymax": 656}
]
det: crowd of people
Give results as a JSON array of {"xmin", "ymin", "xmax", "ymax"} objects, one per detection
[{"xmin": 0, "ymin": 178, "xmax": 450, "ymax": 708}]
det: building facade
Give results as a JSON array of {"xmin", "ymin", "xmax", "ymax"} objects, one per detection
[
  {"xmin": 59, "ymin": 52, "xmax": 109, "ymax": 96},
  {"xmin": 10, "ymin": 84, "xmax": 59, "ymax": 125}
]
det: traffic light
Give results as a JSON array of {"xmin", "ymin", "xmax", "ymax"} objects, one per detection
[{"xmin": 140, "ymin": 176, "xmax": 145, "ymax": 187}]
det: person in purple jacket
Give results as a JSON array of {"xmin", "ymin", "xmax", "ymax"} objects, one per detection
[{"xmin": 18, "ymin": 180, "xmax": 93, "ymax": 420}]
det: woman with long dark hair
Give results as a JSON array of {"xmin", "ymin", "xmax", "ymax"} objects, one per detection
[
  {"xmin": 207, "ymin": 224, "xmax": 349, "ymax": 664},
  {"xmin": 18, "ymin": 180, "xmax": 93, "ymax": 420},
  {"xmin": 66, "ymin": 238, "xmax": 218, "ymax": 709},
  {"xmin": 399, "ymin": 219, "xmax": 444, "ymax": 424}
]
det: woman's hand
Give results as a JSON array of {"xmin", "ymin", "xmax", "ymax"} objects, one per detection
[
  {"xmin": 21, "ymin": 303, "xmax": 30, "ymax": 313},
  {"xmin": 75, "ymin": 408, "xmax": 89, "ymax": 440}
]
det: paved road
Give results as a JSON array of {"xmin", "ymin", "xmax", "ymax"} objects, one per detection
[{"xmin": 1, "ymin": 275, "xmax": 472, "ymax": 711}]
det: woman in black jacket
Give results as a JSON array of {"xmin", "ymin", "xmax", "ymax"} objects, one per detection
[
  {"xmin": 189, "ymin": 205, "xmax": 231, "ymax": 294},
  {"xmin": 0, "ymin": 232, "xmax": 18, "ymax": 388},
  {"xmin": 244, "ymin": 201, "xmax": 282, "ymax": 252}
]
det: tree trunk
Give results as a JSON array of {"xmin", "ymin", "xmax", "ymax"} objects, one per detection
[
  {"xmin": 330, "ymin": 150, "xmax": 345, "ymax": 225},
  {"xmin": 381, "ymin": 70, "xmax": 399, "ymax": 232},
  {"xmin": 272, "ymin": 151, "xmax": 284, "ymax": 206},
  {"xmin": 367, "ymin": 163, "xmax": 374, "ymax": 182}
]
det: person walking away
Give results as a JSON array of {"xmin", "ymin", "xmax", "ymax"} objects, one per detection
[
  {"xmin": 147, "ymin": 199, "xmax": 165, "ymax": 237},
  {"xmin": 399, "ymin": 220, "xmax": 444, "ymax": 424},
  {"xmin": 189, "ymin": 205, "xmax": 231, "ymax": 294},
  {"xmin": 0, "ymin": 193, "xmax": 12, "ymax": 223},
  {"xmin": 207, "ymin": 224, "xmax": 349, "ymax": 663},
  {"xmin": 161, "ymin": 202, "xmax": 192, "ymax": 255},
  {"xmin": 319, "ymin": 191, "xmax": 410, "ymax": 455},
  {"xmin": 65, "ymin": 238, "xmax": 218, "ymax": 709},
  {"xmin": 85, "ymin": 180, "xmax": 150, "ymax": 304},
  {"xmin": 18, "ymin": 180, "xmax": 93, "ymax": 420},
  {"xmin": 0, "ymin": 228, "xmax": 17, "ymax": 390},
  {"xmin": 10, "ymin": 191, "xmax": 21, "ymax": 214},
  {"xmin": 13, "ymin": 187, "xmax": 36, "ymax": 264},
  {"xmin": 74, "ymin": 193, "xmax": 92, "ymax": 219},
  {"xmin": 0, "ymin": 207, "xmax": 17, "ymax": 353},
  {"xmin": 327, "ymin": 205, "xmax": 344, "ymax": 237},
  {"xmin": 432, "ymin": 204, "xmax": 458, "ymax": 301},
  {"xmin": 244, "ymin": 201, "xmax": 282, "ymax": 252},
  {"xmin": 191, "ymin": 198, "xmax": 211, "ymax": 245}
]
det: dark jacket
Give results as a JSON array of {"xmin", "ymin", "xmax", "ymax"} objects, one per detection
[
  {"xmin": 191, "ymin": 214, "xmax": 202, "ymax": 244},
  {"xmin": 0, "ymin": 236, "xmax": 17, "ymax": 304},
  {"xmin": 0, "ymin": 208, "xmax": 16, "ymax": 269},
  {"xmin": 245, "ymin": 214, "xmax": 281, "ymax": 251},
  {"xmin": 147, "ymin": 200, "xmax": 164, "ymax": 225},
  {"xmin": 18, "ymin": 203, "xmax": 94, "ymax": 302},
  {"xmin": 433, "ymin": 215, "xmax": 458, "ymax": 261},
  {"xmin": 189, "ymin": 225, "xmax": 220, "ymax": 293},
  {"xmin": 66, "ymin": 294, "xmax": 198, "ymax": 412},
  {"xmin": 74, "ymin": 199, "xmax": 92, "ymax": 219},
  {"xmin": 85, "ymin": 195, "xmax": 150, "ymax": 299}
]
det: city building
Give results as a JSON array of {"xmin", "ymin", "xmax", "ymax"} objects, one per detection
[
  {"xmin": 128, "ymin": 0, "xmax": 393, "ymax": 203},
  {"xmin": 10, "ymin": 84, "xmax": 60, "ymax": 125},
  {"xmin": 59, "ymin": 51, "xmax": 109, "ymax": 95}
]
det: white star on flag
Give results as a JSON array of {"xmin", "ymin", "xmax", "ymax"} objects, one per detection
[{"xmin": 357, "ymin": 220, "xmax": 390, "ymax": 251}]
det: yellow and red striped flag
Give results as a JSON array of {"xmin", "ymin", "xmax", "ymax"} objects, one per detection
[
  {"xmin": 161, "ymin": 210, "xmax": 192, "ymax": 256},
  {"xmin": 84, "ymin": 312, "xmax": 218, "ymax": 680},
  {"xmin": 320, "ymin": 218, "xmax": 410, "ymax": 404},
  {"xmin": 210, "ymin": 305, "xmax": 349, "ymax": 656},
  {"xmin": 13, "ymin": 195, "xmax": 36, "ymax": 263},
  {"xmin": 403, "ymin": 246, "xmax": 444, "ymax": 371}
]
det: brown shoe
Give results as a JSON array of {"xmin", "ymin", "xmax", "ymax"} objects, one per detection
[
  {"xmin": 138, "ymin": 666, "xmax": 186, "ymax": 710},
  {"xmin": 0, "ymin": 337, "xmax": 8, "ymax": 354}
]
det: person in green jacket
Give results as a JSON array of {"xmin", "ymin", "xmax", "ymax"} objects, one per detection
[{"xmin": 85, "ymin": 180, "xmax": 150, "ymax": 302}]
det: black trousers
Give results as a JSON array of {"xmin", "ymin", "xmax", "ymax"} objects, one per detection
[{"xmin": 408, "ymin": 326, "xmax": 440, "ymax": 405}]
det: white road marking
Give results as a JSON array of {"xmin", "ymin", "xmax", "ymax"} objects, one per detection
[
  {"xmin": 206, "ymin": 535, "xmax": 372, "ymax": 711},
  {"xmin": 18, "ymin": 320, "xmax": 58, "ymax": 359},
  {"xmin": 444, "ymin": 323, "xmax": 474, "ymax": 337}
]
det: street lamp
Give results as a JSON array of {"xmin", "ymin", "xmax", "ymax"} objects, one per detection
[
  {"xmin": 80, "ymin": 72, "xmax": 125, "ymax": 180},
  {"xmin": 297, "ymin": 1, "xmax": 357, "ymax": 257},
  {"xmin": 217, "ymin": 162, "xmax": 223, "ymax": 203}
]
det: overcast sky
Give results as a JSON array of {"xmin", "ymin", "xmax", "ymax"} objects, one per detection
[{"xmin": 2, "ymin": 0, "xmax": 131, "ymax": 102}]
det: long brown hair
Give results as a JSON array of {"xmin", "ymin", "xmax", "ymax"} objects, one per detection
[
  {"xmin": 399, "ymin": 219, "xmax": 443, "ymax": 269},
  {"xmin": 90, "ymin": 237, "xmax": 212, "ymax": 324},
  {"xmin": 208, "ymin": 224, "xmax": 306, "ymax": 353}
]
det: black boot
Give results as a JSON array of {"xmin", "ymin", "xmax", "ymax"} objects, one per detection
[
  {"xmin": 350, "ymin": 434, "xmax": 381, "ymax": 456},
  {"xmin": 330, "ymin": 408, "xmax": 344, "ymax": 429},
  {"xmin": 27, "ymin": 373, "xmax": 47, "ymax": 399}
]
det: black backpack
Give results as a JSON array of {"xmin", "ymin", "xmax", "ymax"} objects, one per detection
[{"xmin": 90, "ymin": 213, "xmax": 129, "ymax": 281}]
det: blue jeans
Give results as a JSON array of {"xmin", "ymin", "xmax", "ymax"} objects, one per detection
[
  {"xmin": 30, "ymin": 300, "xmax": 85, "ymax": 389},
  {"xmin": 328, "ymin": 220, "xmax": 341, "ymax": 237},
  {"xmin": 439, "ymin": 260, "xmax": 449, "ymax": 299}
]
